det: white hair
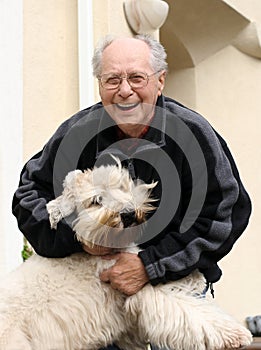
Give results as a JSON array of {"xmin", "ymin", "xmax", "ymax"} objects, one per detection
[{"xmin": 92, "ymin": 34, "xmax": 168, "ymax": 77}]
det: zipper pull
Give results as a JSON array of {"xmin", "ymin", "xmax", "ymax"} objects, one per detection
[{"xmin": 127, "ymin": 159, "xmax": 136, "ymax": 180}]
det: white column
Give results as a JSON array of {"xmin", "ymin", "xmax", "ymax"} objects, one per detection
[
  {"xmin": 0, "ymin": 0, "xmax": 24, "ymax": 276},
  {"xmin": 78, "ymin": 0, "xmax": 95, "ymax": 110}
]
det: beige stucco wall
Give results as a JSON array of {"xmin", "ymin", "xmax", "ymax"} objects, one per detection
[
  {"xmin": 23, "ymin": 0, "xmax": 79, "ymax": 161},
  {"xmin": 226, "ymin": 0, "xmax": 261, "ymax": 23},
  {"xmin": 20, "ymin": 0, "xmax": 260, "ymax": 325},
  {"xmin": 93, "ymin": 0, "xmax": 132, "ymax": 41}
]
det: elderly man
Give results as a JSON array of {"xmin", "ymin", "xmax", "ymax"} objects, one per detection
[{"xmin": 12, "ymin": 35, "xmax": 251, "ymax": 350}]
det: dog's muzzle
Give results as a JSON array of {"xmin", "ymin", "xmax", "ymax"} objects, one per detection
[{"xmin": 120, "ymin": 211, "xmax": 137, "ymax": 228}]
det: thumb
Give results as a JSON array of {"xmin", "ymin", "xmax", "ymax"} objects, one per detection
[{"xmin": 99, "ymin": 269, "xmax": 110, "ymax": 282}]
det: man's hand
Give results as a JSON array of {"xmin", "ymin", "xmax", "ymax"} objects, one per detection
[
  {"xmin": 82, "ymin": 243, "xmax": 114, "ymax": 256},
  {"xmin": 99, "ymin": 252, "xmax": 149, "ymax": 296}
]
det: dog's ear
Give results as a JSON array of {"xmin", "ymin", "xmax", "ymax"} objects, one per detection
[
  {"xmin": 132, "ymin": 181, "xmax": 158, "ymax": 212},
  {"xmin": 46, "ymin": 170, "xmax": 83, "ymax": 229}
]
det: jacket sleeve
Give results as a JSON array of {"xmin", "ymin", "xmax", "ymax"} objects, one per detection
[
  {"xmin": 12, "ymin": 131, "xmax": 83, "ymax": 258},
  {"xmin": 138, "ymin": 115, "xmax": 252, "ymax": 285}
]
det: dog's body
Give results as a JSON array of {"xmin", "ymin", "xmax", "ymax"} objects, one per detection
[
  {"xmin": 0, "ymin": 252, "xmax": 127, "ymax": 350},
  {"xmin": 0, "ymin": 160, "xmax": 252, "ymax": 350}
]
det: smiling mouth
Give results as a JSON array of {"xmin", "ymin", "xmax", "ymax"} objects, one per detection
[{"xmin": 116, "ymin": 103, "xmax": 139, "ymax": 111}]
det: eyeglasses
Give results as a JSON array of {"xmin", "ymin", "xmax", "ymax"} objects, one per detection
[{"xmin": 98, "ymin": 71, "xmax": 161, "ymax": 90}]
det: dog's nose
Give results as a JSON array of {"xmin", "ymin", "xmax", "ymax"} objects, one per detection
[{"xmin": 120, "ymin": 211, "xmax": 136, "ymax": 228}]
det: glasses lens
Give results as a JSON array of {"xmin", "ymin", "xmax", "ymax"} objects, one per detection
[
  {"xmin": 101, "ymin": 75, "xmax": 121, "ymax": 89},
  {"xmin": 100, "ymin": 72, "xmax": 148, "ymax": 90},
  {"xmin": 128, "ymin": 73, "xmax": 147, "ymax": 88}
]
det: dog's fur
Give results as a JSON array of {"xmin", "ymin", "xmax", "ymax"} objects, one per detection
[{"xmin": 0, "ymin": 159, "xmax": 252, "ymax": 350}]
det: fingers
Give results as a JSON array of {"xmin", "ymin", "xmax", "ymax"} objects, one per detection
[
  {"xmin": 99, "ymin": 262, "xmax": 123, "ymax": 284},
  {"xmin": 99, "ymin": 252, "xmax": 149, "ymax": 295},
  {"xmin": 99, "ymin": 269, "xmax": 110, "ymax": 283}
]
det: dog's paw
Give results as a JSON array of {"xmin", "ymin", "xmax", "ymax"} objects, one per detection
[
  {"xmin": 220, "ymin": 325, "xmax": 252, "ymax": 349},
  {"xmin": 46, "ymin": 200, "xmax": 63, "ymax": 229}
]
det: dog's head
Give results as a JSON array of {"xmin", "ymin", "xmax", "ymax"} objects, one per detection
[{"xmin": 47, "ymin": 157, "xmax": 157, "ymax": 248}]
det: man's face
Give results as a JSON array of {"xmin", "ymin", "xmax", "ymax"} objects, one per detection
[{"xmin": 98, "ymin": 38, "xmax": 165, "ymax": 136}]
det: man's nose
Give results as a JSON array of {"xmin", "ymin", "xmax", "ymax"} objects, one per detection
[{"xmin": 118, "ymin": 78, "xmax": 133, "ymax": 97}]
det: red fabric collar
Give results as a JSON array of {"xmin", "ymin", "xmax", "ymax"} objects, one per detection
[
  {"xmin": 116, "ymin": 117, "xmax": 153, "ymax": 153},
  {"xmin": 117, "ymin": 124, "xmax": 150, "ymax": 140}
]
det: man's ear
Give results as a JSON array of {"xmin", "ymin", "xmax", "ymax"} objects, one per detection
[
  {"xmin": 46, "ymin": 170, "xmax": 82, "ymax": 229},
  {"xmin": 157, "ymin": 70, "xmax": 166, "ymax": 96}
]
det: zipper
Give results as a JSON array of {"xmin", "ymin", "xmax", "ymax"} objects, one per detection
[{"xmin": 127, "ymin": 159, "xmax": 136, "ymax": 180}]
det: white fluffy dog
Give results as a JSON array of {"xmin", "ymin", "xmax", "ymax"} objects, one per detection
[{"xmin": 0, "ymin": 159, "xmax": 252, "ymax": 350}]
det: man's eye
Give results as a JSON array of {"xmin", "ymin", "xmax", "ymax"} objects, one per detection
[
  {"xmin": 106, "ymin": 77, "xmax": 121, "ymax": 85},
  {"xmin": 129, "ymin": 74, "xmax": 145, "ymax": 83}
]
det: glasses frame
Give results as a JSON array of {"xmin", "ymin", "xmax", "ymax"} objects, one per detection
[{"xmin": 98, "ymin": 70, "xmax": 162, "ymax": 90}]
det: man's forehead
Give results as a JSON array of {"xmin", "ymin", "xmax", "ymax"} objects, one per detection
[
  {"xmin": 101, "ymin": 38, "xmax": 151, "ymax": 71},
  {"xmin": 103, "ymin": 37, "xmax": 149, "ymax": 56}
]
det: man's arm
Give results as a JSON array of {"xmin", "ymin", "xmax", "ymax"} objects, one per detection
[
  {"xmin": 138, "ymin": 123, "xmax": 251, "ymax": 285},
  {"xmin": 12, "ymin": 139, "xmax": 83, "ymax": 258}
]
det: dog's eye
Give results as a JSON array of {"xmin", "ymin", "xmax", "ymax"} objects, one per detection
[
  {"xmin": 96, "ymin": 195, "xmax": 102, "ymax": 204},
  {"xmin": 92, "ymin": 195, "xmax": 102, "ymax": 205}
]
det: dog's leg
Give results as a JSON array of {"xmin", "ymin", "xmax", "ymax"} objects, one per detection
[
  {"xmin": 125, "ymin": 283, "xmax": 252, "ymax": 350},
  {"xmin": 46, "ymin": 170, "xmax": 83, "ymax": 229},
  {"xmin": 125, "ymin": 283, "xmax": 206, "ymax": 350},
  {"xmin": 46, "ymin": 195, "xmax": 66, "ymax": 229}
]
